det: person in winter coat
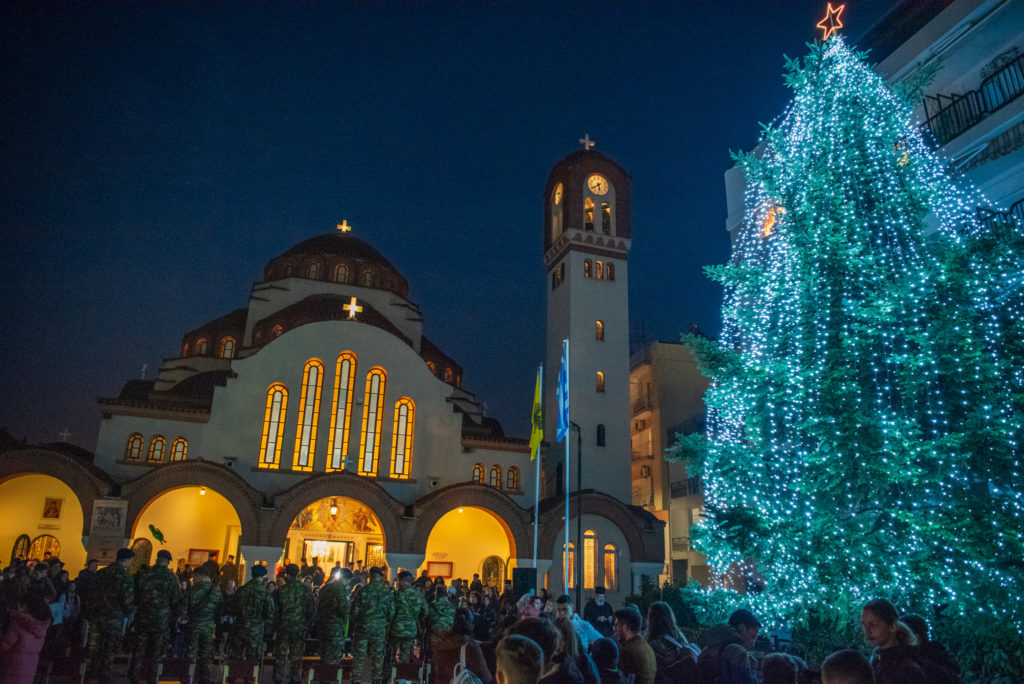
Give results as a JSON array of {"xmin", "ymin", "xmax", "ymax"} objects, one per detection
[
  {"xmin": 901, "ymin": 613, "xmax": 961, "ymax": 684},
  {"xmin": 861, "ymin": 599, "xmax": 925, "ymax": 684},
  {"xmin": 696, "ymin": 608, "xmax": 760, "ymax": 684},
  {"xmin": 430, "ymin": 607, "xmax": 493, "ymax": 684},
  {"xmin": 644, "ymin": 601, "xmax": 698, "ymax": 684},
  {"xmin": 0, "ymin": 593, "xmax": 53, "ymax": 684},
  {"xmin": 390, "ymin": 570, "xmax": 428, "ymax": 664}
]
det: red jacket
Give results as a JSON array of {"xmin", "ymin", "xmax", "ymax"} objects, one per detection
[{"xmin": 0, "ymin": 610, "xmax": 51, "ymax": 684}]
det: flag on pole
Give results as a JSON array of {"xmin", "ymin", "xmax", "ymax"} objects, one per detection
[
  {"xmin": 529, "ymin": 366, "xmax": 543, "ymax": 461},
  {"xmin": 556, "ymin": 339, "xmax": 569, "ymax": 442}
]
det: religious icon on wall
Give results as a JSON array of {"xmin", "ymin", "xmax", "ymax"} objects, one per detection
[
  {"xmin": 42, "ymin": 497, "xmax": 63, "ymax": 519},
  {"xmin": 91, "ymin": 501, "xmax": 127, "ymax": 535}
]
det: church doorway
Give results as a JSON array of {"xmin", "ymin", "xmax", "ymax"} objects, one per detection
[
  {"xmin": 131, "ymin": 486, "xmax": 242, "ymax": 574},
  {"xmin": 0, "ymin": 474, "xmax": 86, "ymax": 570},
  {"xmin": 423, "ymin": 507, "xmax": 513, "ymax": 585},
  {"xmin": 285, "ymin": 496, "xmax": 385, "ymax": 572}
]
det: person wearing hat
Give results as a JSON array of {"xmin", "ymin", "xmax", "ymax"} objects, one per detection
[
  {"xmin": 273, "ymin": 563, "xmax": 313, "ymax": 684},
  {"xmin": 388, "ymin": 569, "xmax": 427, "ymax": 666},
  {"xmin": 84, "ymin": 548, "xmax": 135, "ymax": 682},
  {"xmin": 317, "ymin": 565, "xmax": 352, "ymax": 666},
  {"xmin": 129, "ymin": 548, "xmax": 183, "ymax": 684},
  {"xmin": 584, "ymin": 586, "xmax": 615, "ymax": 638},
  {"xmin": 228, "ymin": 563, "xmax": 275, "ymax": 661},
  {"xmin": 696, "ymin": 608, "xmax": 761, "ymax": 684},
  {"xmin": 350, "ymin": 566, "xmax": 395, "ymax": 684}
]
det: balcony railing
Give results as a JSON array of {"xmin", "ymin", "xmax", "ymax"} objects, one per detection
[{"xmin": 921, "ymin": 52, "xmax": 1024, "ymax": 146}]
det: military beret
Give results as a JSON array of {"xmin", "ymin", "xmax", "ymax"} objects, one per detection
[
  {"xmin": 116, "ymin": 548, "xmax": 135, "ymax": 561},
  {"xmin": 156, "ymin": 549, "xmax": 172, "ymax": 561},
  {"xmin": 251, "ymin": 565, "xmax": 267, "ymax": 578}
]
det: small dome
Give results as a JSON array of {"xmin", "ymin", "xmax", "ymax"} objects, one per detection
[{"xmin": 263, "ymin": 232, "xmax": 409, "ymax": 298}]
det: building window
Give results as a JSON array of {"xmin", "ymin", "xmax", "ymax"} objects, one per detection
[
  {"xmin": 259, "ymin": 383, "xmax": 289, "ymax": 469},
  {"xmin": 196, "ymin": 338, "xmax": 208, "ymax": 355},
  {"xmin": 596, "ymin": 371, "xmax": 605, "ymax": 393},
  {"xmin": 640, "ymin": 465, "xmax": 651, "ymax": 477},
  {"xmin": 359, "ymin": 367, "xmax": 387, "ymax": 476},
  {"xmin": 584, "ymin": 259, "xmax": 592, "ymax": 278},
  {"xmin": 390, "ymin": 398, "xmax": 415, "ymax": 479},
  {"xmin": 220, "ymin": 337, "xmax": 236, "ymax": 359},
  {"xmin": 595, "ymin": 320, "xmax": 604, "ymax": 340},
  {"xmin": 489, "ymin": 465, "xmax": 502, "ymax": 488},
  {"xmin": 597, "ymin": 424, "xmax": 606, "ymax": 447},
  {"xmin": 284, "ymin": 264, "xmax": 294, "ymax": 277},
  {"xmin": 181, "ymin": 341, "xmax": 189, "ymax": 357},
  {"xmin": 601, "ymin": 202, "xmax": 611, "ymax": 234},
  {"xmin": 444, "ymin": 367, "xmax": 454, "ymax": 383},
  {"xmin": 293, "ymin": 359, "xmax": 325, "ymax": 471},
  {"xmin": 170, "ymin": 438, "xmax": 187, "ymax": 461},
  {"xmin": 148, "ymin": 435, "xmax": 165, "ymax": 463},
  {"xmin": 125, "ymin": 433, "xmax": 143, "ymax": 461},
  {"xmin": 607, "ymin": 262, "xmax": 615, "ymax": 281},
  {"xmin": 426, "ymin": 360, "xmax": 436, "ymax": 376},
  {"xmin": 473, "ymin": 463, "xmax": 484, "ymax": 483},
  {"xmin": 584, "ymin": 198, "xmax": 594, "ymax": 231},
  {"xmin": 327, "ymin": 352, "xmax": 357, "ymax": 472},
  {"xmin": 563, "ymin": 542, "xmax": 576, "ymax": 589},
  {"xmin": 362, "ymin": 270, "xmax": 375, "ymax": 287},
  {"xmin": 603, "ymin": 544, "xmax": 617, "ymax": 590},
  {"xmin": 596, "ymin": 260, "xmax": 604, "ymax": 279},
  {"xmin": 307, "ymin": 261, "xmax": 320, "ymax": 279},
  {"xmin": 334, "ymin": 264, "xmax": 349, "ymax": 283},
  {"xmin": 272, "ymin": 325, "xmax": 284, "ymax": 338},
  {"xmin": 584, "ymin": 530, "xmax": 597, "ymax": 589},
  {"xmin": 506, "ymin": 466, "xmax": 520, "ymax": 490}
]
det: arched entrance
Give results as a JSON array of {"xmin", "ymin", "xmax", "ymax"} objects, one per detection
[
  {"xmin": 132, "ymin": 486, "xmax": 242, "ymax": 572},
  {"xmin": 0, "ymin": 474, "xmax": 87, "ymax": 570},
  {"xmin": 285, "ymin": 496, "xmax": 386, "ymax": 570},
  {"xmin": 422, "ymin": 507, "xmax": 513, "ymax": 584}
]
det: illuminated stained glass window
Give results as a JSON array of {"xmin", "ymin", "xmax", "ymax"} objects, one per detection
[
  {"xmin": 170, "ymin": 438, "xmax": 187, "ymax": 461},
  {"xmin": 334, "ymin": 263, "xmax": 349, "ymax": 283},
  {"xmin": 358, "ymin": 368, "xmax": 387, "ymax": 476},
  {"xmin": 196, "ymin": 338, "xmax": 208, "ymax": 355},
  {"xmin": 326, "ymin": 352, "xmax": 357, "ymax": 471},
  {"xmin": 148, "ymin": 435, "xmax": 165, "ymax": 462},
  {"xmin": 220, "ymin": 337, "xmax": 236, "ymax": 359},
  {"xmin": 584, "ymin": 259, "xmax": 592, "ymax": 278},
  {"xmin": 596, "ymin": 260, "xmax": 604, "ymax": 279},
  {"xmin": 506, "ymin": 466, "xmax": 520, "ymax": 490},
  {"xmin": 293, "ymin": 359, "xmax": 324, "ymax": 471},
  {"xmin": 601, "ymin": 202, "xmax": 611, "ymax": 234},
  {"xmin": 426, "ymin": 361, "xmax": 436, "ymax": 376},
  {"xmin": 444, "ymin": 367, "xmax": 454, "ymax": 383},
  {"xmin": 563, "ymin": 543, "xmax": 576, "ymax": 589},
  {"xmin": 473, "ymin": 463, "xmax": 484, "ymax": 483},
  {"xmin": 307, "ymin": 261, "xmax": 320, "ymax": 279},
  {"xmin": 584, "ymin": 197, "xmax": 595, "ymax": 230},
  {"xmin": 596, "ymin": 320, "xmax": 604, "ymax": 340},
  {"xmin": 390, "ymin": 398, "xmax": 415, "ymax": 479},
  {"xmin": 584, "ymin": 530, "xmax": 597, "ymax": 589},
  {"xmin": 125, "ymin": 433, "xmax": 143, "ymax": 461},
  {"xmin": 272, "ymin": 325, "xmax": 284, "ymax": 338},
  {"xmin": 259, "ymin": 383, "xmax": 288, "ymax": 469},
  {"xmin": 596, "ymin": 371, "xmax": 606, "ymax": 393},
  {"xmin": 603, "ymin": 543, "xmax": 617, "ymax": 590},
  {"xmin": 489, "ymin": 465, "xmax": 502, "ymax": 488},
  {"xmin": 181, "ymin": 341, "xmax": 189, "ymax": 357}
]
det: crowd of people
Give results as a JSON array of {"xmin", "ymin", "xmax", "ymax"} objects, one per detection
[{"xmin": 0, "ymin": 549, "xmax": 962, "ymax": 684}]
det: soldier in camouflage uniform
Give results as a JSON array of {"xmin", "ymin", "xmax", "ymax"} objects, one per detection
[
  {"xmin": 228, "ymin": 564, "xmax": 275, "ymax": 661},
  {"xmin": 273, "ymin": 563, "xmax": 313, "ymax": 684},
  {"xmin": 182, "ymin": 565, "xmax": 223, "ymax": 683},
  {"xmin": 424, "ymin": 588, "xmax": 455, "ymax": 661},
  {"xmin": 389, "ymin": 570, "xmax": 427, "ymax": 664},
  {"xmin": 84, "ymin": 547, "xmax": 135, "ymax": 682},
  {"xmin": 130, "ymin": 549, "xmax": 183, "ymax": 684},
  {"xmin": 317, "ymin": 568, "xmax": 351, "ymax": 665},
  {"xmin": 350, "ymin": 566, "xmax": 395, "ymax": 684}
]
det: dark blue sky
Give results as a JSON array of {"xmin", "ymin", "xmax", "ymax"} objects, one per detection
[{"xmin": 1, "ymin": 1, "xmax": 892, "ymax": 448}]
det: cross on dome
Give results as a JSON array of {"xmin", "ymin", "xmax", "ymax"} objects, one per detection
[
  {"xmin": 59, "ymin": 428, "xmax": 71, "ymax": 441},
  {"xmin": 579, "ymin": 134, "xmax": 596, "ymax": 150},
  {"xmin": 816, "ymin": 2, "xmax": 845, "ymax": 41},
  {"xmin": 337, "ymin": 220, "xmax": 352, "ymax": 233},
  {"xmin": 344, "ymin": 297, "xmax": 363, "ymax": 319}
]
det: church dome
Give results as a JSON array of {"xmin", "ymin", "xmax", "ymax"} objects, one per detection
[{"xmin": 263, "ymin": 232, "xmax": 410, "ymax": 298}]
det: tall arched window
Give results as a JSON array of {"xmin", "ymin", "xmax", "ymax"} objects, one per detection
[
  {"xmin": 326, "ymin": 352, "xmax": 357, "ymax": 472},
  {"xmin": 426, "ymin": 361, "xmax": 436, "ymax": 376},
  {"xmin": 584, "ymin": 197, "xmax": 595, "ymax": 230},
  {"xmin": 444, "ymin": 367, "xmax": 454, "ymax": 383},
  {"xmin": 196, "ymin": 338, "xmax": 208, "ymax": 355},
  {"xmin": 259, "ymin": 383, "xmax": 289, "ymax": 469},
  {"xmin": 595, "ymin": 260, "xmax": 604, "ymax": 279},
  {"xmin": 307, "ymin": 261, "xmax": 320, "ymax": 279},
  {"xmin": 472, "ymin": 463, "xmax": 484, "ymax": 483},
  {"xmin": 170, "ymin": 438, "xmax": 187, "ymax": 461},
  {"xmin": 563, "ymin": 542, "xmax": 576, "ymax": 589},
  {"xmin": 148, "ymin": 435, "xmax": 165, "ymax": 462},
  {"xmin": 595, "ymin": 320, "xmax": 604, "ymax": 341},
  {"xmin": 181, "ymin": 341, "xmax": 189, "ymax": 357},
  {"xmin": 601, "ymin": 202, "xmax": 612, "ymax": 234},
  {"xmin": 293, "ymin": 359, "xmax": 325, "ymax": 471},
  {"xmin": 272, "ymin": 325, "xmax": 284, "ymax": 338},
  {"xmin": 603, "ymin": 543, "xmax": 617, "ymax": 590},
  {"xmin": 390, "ymin": 398, "xmax": 415, "ymax": 479},
  {"xmin": 489, "ymin": 465, "xmax": 502, "ymax": 488},
  {"xmin": 596, "ymin": 424, "xmax": 606, "ymax": 447},
  {"xmin": 125, "ymin": 433, "xmax": 143, "ymax": 461},
  {"xmin": 334, "ymin": 263, "xmax": 349, "ymax": 283},
  {"xmin": 583, "ymin": 530, "xmax": 597, "ymax": 589},
  {"xmin": 596, "ymin": 371, "xmax": 606, "ymax": 393},
  {"xmin": 506, "ymin": 466, "xmax": 520, "ymax": 490},
  {"xmin": 362, "ymin": 270, "xmax": 375, "ymax": 287},
  {"xmin": 606, "ymin": 262, "xmax": 615, "ymax": 281},
  {"xmin": 220, "ymin": 337, "xmax": 236, "ymax": 359},
  {"xmin": 358, "ymin": 368, "xmax": 387, "ymax": 476},
  {"xmin": 584, "ymin": 259, "xmax": 592, "ymax": 278}
]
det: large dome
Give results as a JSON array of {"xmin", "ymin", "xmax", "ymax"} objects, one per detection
[{"xmin": 263, "ymin": 232, "xmax": 409, "ymax": 298}]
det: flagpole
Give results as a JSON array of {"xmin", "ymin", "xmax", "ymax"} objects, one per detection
[
  {"xmin": 533, "ymin": 364, "xmax": 542, "ymax": 569},
  {"xmin": 563, "ymin": 339, "xmax": 570, "ymax": 593}
]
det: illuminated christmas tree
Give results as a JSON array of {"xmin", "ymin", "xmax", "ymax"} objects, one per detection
[{"xmin": 679, "ymin": 36, "xmax": 1024, "ymax": 672}]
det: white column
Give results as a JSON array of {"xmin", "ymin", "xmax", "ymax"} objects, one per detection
[{"xmin": 385, "ymin": 552, "xmax": 425, "ymax": 580}]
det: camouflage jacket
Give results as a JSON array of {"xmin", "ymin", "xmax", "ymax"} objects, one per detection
[
  {"xmin": 184, "ymin": 580, "xmax": 223, "ymax": 631},
  {"xmin": 351, "ymin": 577, "xmax": 395, "ymax": 633},
  {"xmin": 134, "ymin": 564, "xmax": 183, "ymax": 622},
  {"xmin": 275, "ymin": 576, "xmax": 313, "ymax": 631},
  {"xmin": 84, "ymin": 562, "xmax": 134, "ymax": 621},
  {"xmin": 234, "ymin": 579, "xmax": 275, "ymax": 629},
  {"xmin": 426, "ymin": 595, "xmax": 455, "ymax": 635},
  {"xmin": 389, "ymin": 584, "xmax": 427, "ymax": 639},
  {"xmin": 317, "ymin": 579, "xmax": 350, "ymax": 627}
]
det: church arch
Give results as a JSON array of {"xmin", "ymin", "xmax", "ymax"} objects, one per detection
[
  {"xmin": 410, "ymin": 483, "xmax": 531, "ymax": 560},
  {"xmin": 538, "ymin": 491, "xmax": 662, "ymax": 567}
]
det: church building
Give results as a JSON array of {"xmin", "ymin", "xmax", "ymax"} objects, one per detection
[{"xmin": 0, "ymin": 148, "xmax": 664, "ymax": 601}]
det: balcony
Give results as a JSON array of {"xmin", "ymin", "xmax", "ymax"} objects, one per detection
[
  {"xmin": 921, "ymin": 52, "xmax": 1024, "ymax": 147},
  {"xmin": 671, "ymin": 536, "xmax": 693, "ymax": 552}
]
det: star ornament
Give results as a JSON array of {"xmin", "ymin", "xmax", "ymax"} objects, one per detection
[{"xmin": 816, "ymin": 2, "xmax": 845, "ymax": 41}]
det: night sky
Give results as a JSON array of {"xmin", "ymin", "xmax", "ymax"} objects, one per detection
[{"xmin": 1, "ymin": 1, "xmax": 893, "ymax": 448}]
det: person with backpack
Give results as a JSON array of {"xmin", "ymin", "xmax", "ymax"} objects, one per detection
[
  {"xmin": 430, "ymin": 607, "xmax": 492, "ymax": 684},
  {"xmin": 696, "ymin": 608, "xmax": 760, "ymax": 684},
  {"xmin": 644, "ymin": 601, "xmax": 699, "ymax": 684}
]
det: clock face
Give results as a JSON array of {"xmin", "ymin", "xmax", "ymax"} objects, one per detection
[
  {"xmin": 587, "ymin": 174, "xmax": 609, "ymax": 195},
  {"xmin": 553, "ymin": 182, "xmax": 563, "ymax": 206}
]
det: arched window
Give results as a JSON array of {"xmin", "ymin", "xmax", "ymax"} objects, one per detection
[
  {"xmin": 293, "ymin": 359, "xmax": 325, "ymax": 471},
  {"xmin": 307, "ymin": 261, "xmax": 320, "ymax": 279},
  {"xmin": 489, "ymin": 465, "xmax": 502, "ymax": 488},
  {"xmin": 362, "ymin": 270, "xmax": 375, "ymax": 287},
  {"xmin": 10, "ymin": 534, "xmax": 30, "ymax": 565},
  {"xmin": 563, "ymin": 542, "xmax": 576, "ymax": 589},
  {"xmin": 596, "ymin": 424, "xmax": 606, "ymax": 447},
  {"xmin": 170, "ymin": 438, "xmax": 187, "ymax": 461},
  {"xmin": 334, "ymin": 263, "xmax": 349, "ymax": 283},
  {"xmin": 584, "ymin": 259, "xmax": 592, "ymax": 278},
  {"xmin": 426, "ymin": 361, "xmax": 436, "ymax": 376},
  {"xmin": 595, "ymin": 260, "xmax": 604, "ymax": 279},
  {"xmin": 284, "ymin": 264, "xmax": 294, "ymax": 277},
  {"xmin": 196, "ymin": 338, "xmax": 208, "ymax": 355},
  {"xmin": 640, "ymin": 465, "xmax": 651, "ymax": 477},
  {"xmin": 148, "ymin": 435, "xmax": 165, "ymax": 462},
  {"xmin": 181, "ymin": 341, "xmax": 189, "ymax": 357},
  {"xmin": 506, "ymin": 466, "xmax": 520, "ymax": 490},
  {"xmin": 603, "ymin": 543, "xmax": 617, "ymax": 590},
  {"xmin": 606, "ymin": 262, "xmax": 615, "ymax": 281},
  {"xmin": 472, "ymin": 463, "xmax": 484, "ymax": 483},
  {"xmin": 390, "ymin": 398, "xmax": 415, "ymax": 479},
  {"xmin": 584, "ymin": 197, "xmax": 595, "ymax": 231},
  {"xmin": 358, "ymin": 367, "xmax": 387, "ymax": 476},
  {"xmin": 601, "ymin": 202, "xmax": 612, "ymax": 234},
  {"xmin": 596, "ymin": 371, "xmax": 605, "ymax": 393},
  {"xmin": 259, "ymin": 383, "xmax": 289, "ymax": 469},
  {"xmin": 272, "ymin": 325, "xmax": 284, "ymax": 338},
  {"xmin": 444, "ymin": 367, "xmax": 454, "ymax": 383},
  {"xmin": 584, "ymin": 529, "xmax": 597, "ymax": 589},
  {"xmin": 595, "ymin": 320, "xmax": 604, "ymax": 341},
  {"xmin": 220, "ymin": 337, "xmax": 236, "ymax": 359},
  {"xmin": 551, "ymin": 182, "xmax": 563, "ymax": 239},
  {"xmin": 29, "ymin": 535, "xmax": 60, "ymax": 561},
  {"xmin": 125, "ymin": 433, "xmax": 143, "ymax": 461},
  {"xmin": 326, "ymin": 352, "xmax": 357, "ymax": 471}
]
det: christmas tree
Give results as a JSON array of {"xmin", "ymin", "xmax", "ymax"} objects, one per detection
[{"xmin": 678, "ymin": 36, "xmax": 1024, "ymax": 677}]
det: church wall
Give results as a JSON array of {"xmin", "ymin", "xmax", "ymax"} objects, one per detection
[
  {"xmin": 94, "ymin": 414, "xmax": 209, "ymax": 479},
  {"xmin": 130, "ymin": 486, "xmax": 241, "ymax": 569},
  {"xmin": 421, "ymin": 506, "xmax": 512, "ymax": 582},
  {"xmin": 0, "ymin": 474, "xmax": 87, "ymax": 571},
  {"xmin": 545, "ymin": 513, "xmax": 630, "ymax": 605}
]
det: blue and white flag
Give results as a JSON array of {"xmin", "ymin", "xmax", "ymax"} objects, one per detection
[{"xmin": 556, "ymin": 339, "xmax": 569, "ymax": 442}]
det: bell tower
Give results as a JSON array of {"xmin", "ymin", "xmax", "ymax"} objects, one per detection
[{"xmin": 542, "ymin": 141, "xmax": 632, "ymax": 503}]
